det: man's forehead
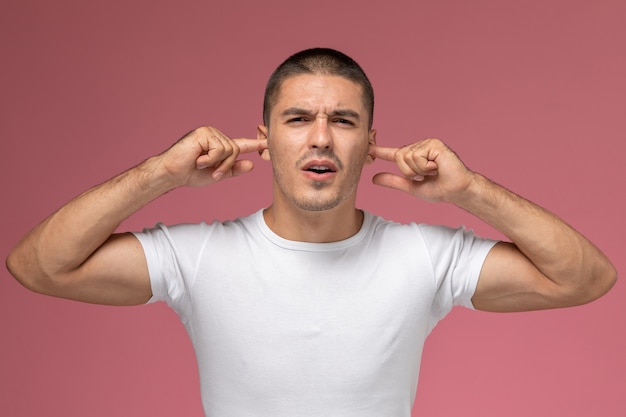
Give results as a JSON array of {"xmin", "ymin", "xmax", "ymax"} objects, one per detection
[
  {"xmin": 272, "ymin": 74, "xmax": 367, "ymax": 119},
  {"xmin": 273, "ymin": 74, "xmax": 366, "ymax": 111}
]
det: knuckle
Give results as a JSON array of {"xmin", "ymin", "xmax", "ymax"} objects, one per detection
[
  {"xmin": 198, "ymin": 126, "xmax": 213, "ymax": 136},
  {"xmin": 224, "ymin": 141, "xmax": 236, "ymax": 156}
]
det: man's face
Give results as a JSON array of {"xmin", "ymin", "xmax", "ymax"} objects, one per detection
[{"xmin": 259, "ymin": 74, "xmax": 376, "ymax": 212}]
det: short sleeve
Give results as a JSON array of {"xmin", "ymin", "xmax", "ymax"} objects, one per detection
[
  {"xmin": 418, "ymin": 225, "xmax": 498, "ymax": 331},
  {"xmin": 132, "ymin": 222, "xmax": 211, "ymax": 319}
]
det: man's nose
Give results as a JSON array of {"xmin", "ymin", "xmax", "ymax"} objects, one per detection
[{"xmin": 308, "ymin": 117, "xmax": 333, "ymax": 149}]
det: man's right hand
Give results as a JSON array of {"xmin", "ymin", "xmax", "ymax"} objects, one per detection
[{"xmin": 159, "ymin": 126, "xmax": 268, "ymax": 188}]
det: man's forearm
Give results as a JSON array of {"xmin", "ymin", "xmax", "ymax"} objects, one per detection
[
  {"xmin": 8, "ymin": 156, "xmax": 173, "ymax": 285},
  {"xmin": 453, "ymin": 173, "xmax": 616, "ymax": 301}
]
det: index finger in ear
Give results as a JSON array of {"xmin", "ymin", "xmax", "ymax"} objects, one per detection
[
  {"xmin": 369, "ymin": 144, "xmax": 399, "ymax": 162},
  {"xmin": 234, "ymin": 138, "xmax": 268, "ymax": 154}
]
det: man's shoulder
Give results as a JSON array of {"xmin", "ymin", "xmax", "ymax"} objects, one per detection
[
  {"xmin": 135, "ymin": 209, "xmax": 263, "ymax": 242},
  {"xmin": 363, "ymin": 211, "xmax": 490, "ymax": 249},
  {"xmin": 363, "ymin": 210, "xmax": 426, "ymax": 234}
]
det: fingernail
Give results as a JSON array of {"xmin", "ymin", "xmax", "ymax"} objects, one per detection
[{"xmin": 213, "ymin": 171, "xmax": 223, "ymax": 180}]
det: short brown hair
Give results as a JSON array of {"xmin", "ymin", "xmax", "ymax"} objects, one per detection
[{"xmin": 263, "ymin": 48, "xmax": 374, "ymax": 129}]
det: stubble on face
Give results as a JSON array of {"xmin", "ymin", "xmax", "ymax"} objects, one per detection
[{"xmin": 271, "ymin": 145, "xmax": 367, "ymax": 212}]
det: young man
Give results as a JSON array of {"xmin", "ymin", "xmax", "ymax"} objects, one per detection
[{"xmin": 7, "ymin": 48, "xmax": 617, "ymax": 415}]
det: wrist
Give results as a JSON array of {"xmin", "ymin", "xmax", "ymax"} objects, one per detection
[
  {"xmin": 445, "ymin": 171, "xmax": 485, "ymax": 207},
  {"xmin": 133, "ymin": 155, "xmax": 182, "ymax": 197},
  {"xmin": 447, "ymin": 172, "xmax": 522, "ymax": 232}
]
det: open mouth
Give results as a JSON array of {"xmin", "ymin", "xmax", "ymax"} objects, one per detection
[
  {"xmin": 306, "ymin": 165, "xmax": 335, "ymax": 174},
  {"xmin": 300, "ymin": 159, "xmax": 340, "ymax": 182},
  {"xmin": 302, "ymin": 159, "xmax": 338, "ymax": 173}
]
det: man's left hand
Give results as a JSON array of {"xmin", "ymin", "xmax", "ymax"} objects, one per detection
[{"xmin": 369, "ymin": 139, "xmax": 475, "ymax": 204}]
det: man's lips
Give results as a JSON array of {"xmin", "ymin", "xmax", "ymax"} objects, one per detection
[
  {"xmin": 301, "ymin": 159, "xmax": 337, "ymax": 180},
  {"xmin": 301, "ymin": 159, "xmax": 337, "ymax": 173}
]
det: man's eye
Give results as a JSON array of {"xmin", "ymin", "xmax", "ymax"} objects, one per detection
[
  {"xmin": 335, "ymin": 118, "xmax": 355, "ymax": 126},
  {"xmin": 287, "ymin": 117, "xmax": 308, "ymax": 123}
]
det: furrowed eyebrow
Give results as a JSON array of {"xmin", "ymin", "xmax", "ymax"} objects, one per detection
[
  {"xmin": 281, "ymin": 107, "xmax": 314, "ymax": 117},
  {"xmin": 280, "ymin": 107, "xmax": 361, "ymax": 120},
  {"xmin": 330, "ymin": 109, "xmax": 360, "ymax": 120}
]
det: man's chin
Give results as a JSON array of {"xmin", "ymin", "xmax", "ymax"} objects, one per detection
[{"xmin": 293, "ymin": 195, "xmax": 343, "ymax": 212}]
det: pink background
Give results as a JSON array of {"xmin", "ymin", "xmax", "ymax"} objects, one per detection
[{"xmin": 1, "ymin": 0, "xmax": 625, "ymax": 415}]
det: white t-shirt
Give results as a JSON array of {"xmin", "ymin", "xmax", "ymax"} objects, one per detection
[{"xmin": 134, "ymin": 209, "xmax": 497, "ymax": 416}]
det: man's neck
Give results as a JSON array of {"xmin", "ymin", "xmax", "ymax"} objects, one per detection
[{"xmin": 263, "ymin": 203, "xmax": 364, "ymax": 243}]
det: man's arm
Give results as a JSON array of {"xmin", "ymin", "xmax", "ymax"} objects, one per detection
[
  {"xmin": 370, "ymin": 139, "xmax": 617, "ymax": 312},
  {"xmin": 6, "ymin": 127, "xmax": 267, "ymax": 306}
]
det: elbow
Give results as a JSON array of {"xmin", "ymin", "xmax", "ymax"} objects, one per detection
[
  {"xmin": 566, "ymin": 260, "xmax": 618, "ymax": 307},
  {"xmin": 7, "ymin": 244, "xmax": 85, "ymax": 300},
  {"xmin": 6, "ymin": 248, "xmax": 34, "ymax": 292},
  {"xmin": 594, "ymin": 261, "xmax": 618, "ymax": 300},
  {"xmin": 6, "ymin": 246, "xmax": 53, "ymax": 295}
]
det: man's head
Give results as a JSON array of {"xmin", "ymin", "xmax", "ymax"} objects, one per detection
[
  {"xmin": 256, "ymin": 49, "xmax": 377, "ymax": 218},
  {"xmin": 263, "ymin": 48, "xmax": 374, "ymax": 129}
]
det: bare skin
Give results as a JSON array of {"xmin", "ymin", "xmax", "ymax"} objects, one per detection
[{"xmin": 6, "ymin": 74, "xmax": 617, "ymax": 312}]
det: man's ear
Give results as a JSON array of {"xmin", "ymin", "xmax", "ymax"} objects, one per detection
[
  {"xmin": 365, "ymin": 129, "xmax": 377, "ymax": 164},
  {"xmin": 257, "ymin": 125, "xmax": 271, "ymax": 161}
]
